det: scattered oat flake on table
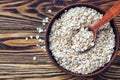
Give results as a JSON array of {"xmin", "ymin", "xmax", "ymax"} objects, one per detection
[
  {"xmin": 45, "ymin": 17, "xmax": 49, "ymax": 20},
  {"xmin": 38, "ymin": 39, "xmax": 44, "ymax": 42},
  {"xmin": 25, "ymin": 37, "xmax": 28, "ymax": 40},
  {"xmin": 45, "ymin": 17, "xmax": 49, "ymax": 23},
  {"xmin": 36, "ymin": 35, "xmax": 40, "ymax": 40},
  {"xmin": 36, "ymin": 27, "xmax": 44, "ymax": 33},
  {"xmin": 29, "ymin": 36, "xmax": 33, "ymax": 39},
  {"xmin": 42, "ymin": 22, "xmax": 46, "ymax": 26},
  {"xmin": 41, "ymin": 46, "xmax": 46, "ymax": 51},
  {"xmin": 48, "ymin": 9, "xmax": 52, "ymax": 13},
  {"xmin": 42, "ymin": 19, "xmax": 46, "ymax": 23},
  {"xmin": 33, "ymin": 56, "xmax": 37, "ymax": 61},
  {"xmin": 36, "ymin": 44, "xmax": 39, "ymax": 47}
]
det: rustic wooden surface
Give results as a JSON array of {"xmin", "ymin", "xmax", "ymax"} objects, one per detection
[{"xmin": 0, "ymin": 0, "xmax": 120, "ymax": 80}]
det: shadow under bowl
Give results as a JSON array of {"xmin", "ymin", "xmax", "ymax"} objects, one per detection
[{"xmin": 45, "ymin": 3, "xmax": 119, "ymax": 77}]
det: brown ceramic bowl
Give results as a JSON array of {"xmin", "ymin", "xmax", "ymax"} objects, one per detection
[{"xmin": 45, "ymin": 3, "xmax": 119, "ymax": 77}]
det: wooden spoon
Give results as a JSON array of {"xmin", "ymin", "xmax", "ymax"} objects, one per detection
[
  {"xmin": 82, "ymin": 0, "xmax": 120, "ymax": 52},
  {"xmin": 88, "ymin": 0, "xmax": 120, "ymax": 41},
  {"xmin": 81, "ymin": 0, "xmax": 120, "ymax": 52}
]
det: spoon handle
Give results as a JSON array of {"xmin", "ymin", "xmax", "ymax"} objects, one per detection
[{"xmin": 93, "ymin": 0, "xmax": 120, "ymax": 32}]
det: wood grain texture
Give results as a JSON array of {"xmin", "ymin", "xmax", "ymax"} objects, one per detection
[{"xmin": 0, "ymin": 0, "xmax": 119, "ymax": 80}]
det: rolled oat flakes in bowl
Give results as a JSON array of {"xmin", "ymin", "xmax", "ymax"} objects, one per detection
[{"xmin": 45, "ymin": 3, "xmax": 119, "ymax": 77}]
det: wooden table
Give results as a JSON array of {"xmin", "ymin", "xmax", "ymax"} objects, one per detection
[{"xmin": 0, "ymin": 0, "xmax": 120, "ymax": 80}]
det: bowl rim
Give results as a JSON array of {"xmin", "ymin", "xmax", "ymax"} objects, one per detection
[{"xmin": 45, "ymin": 3, "xmax": 119, "ymax": 77}]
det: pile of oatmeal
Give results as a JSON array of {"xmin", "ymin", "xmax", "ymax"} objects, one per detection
[{"xmin": 49, "ymin": 7, "xmax": 115, "ymax": 74}]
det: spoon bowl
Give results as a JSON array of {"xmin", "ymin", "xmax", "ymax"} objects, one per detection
[{"xmin": 87, "ymin": 26, "xmax": 97, "ymax": 42}]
